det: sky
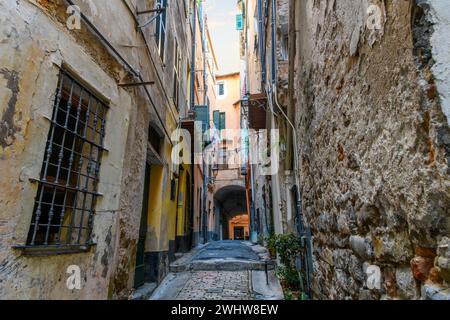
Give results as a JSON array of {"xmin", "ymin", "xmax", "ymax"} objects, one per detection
[{"xmin": 205, "ymin": 0, "xmax": 241, "ymax": 75}]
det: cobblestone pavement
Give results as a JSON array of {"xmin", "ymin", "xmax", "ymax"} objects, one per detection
[
  {"xmin": 176, "ymin": 271, "xmax": 252, "ymax": 300},
  {"xmin": 150, "ymin": 241, "xmax": 283, "ymax": 300}
]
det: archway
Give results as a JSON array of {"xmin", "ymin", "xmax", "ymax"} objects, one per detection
[{"xmin": 214, "ymin": 185, "xmax": 249, "ymax": 240}]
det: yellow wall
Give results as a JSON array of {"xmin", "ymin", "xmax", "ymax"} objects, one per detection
[
  {"xmin": 145, "ymin": 165, "xmax": 163, "ymax": 252},
  {"xmin": 176, "ymin": 166, "xmax": 189, "ymax": 237}
]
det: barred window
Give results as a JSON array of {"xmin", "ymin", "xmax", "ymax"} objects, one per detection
[{"xmin": 27, "ymin": 70, "xmax": 107, "ymax": 248}]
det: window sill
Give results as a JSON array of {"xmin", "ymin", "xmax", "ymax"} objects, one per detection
[{"xmin": 12, "ymin": 243, "xmax": 96, "ymax": 256}]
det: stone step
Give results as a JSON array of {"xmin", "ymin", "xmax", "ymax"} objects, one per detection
[
  {"xmin": 130, "ymin": 282, "xmax": 157, "ymax": 300},
  {"xmin": 170, "ymin": 258, "xmax": 275, "ymax": 273},
  {"xmin": 251, "ymin": 270, "xmax": 284, "ymax": 300}
]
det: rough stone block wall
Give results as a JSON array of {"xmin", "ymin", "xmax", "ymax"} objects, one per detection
[{"xmin": 295, "ymin": 0, "xmax": 450, "ymax": 299}]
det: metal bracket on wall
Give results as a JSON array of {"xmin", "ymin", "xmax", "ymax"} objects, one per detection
[
  {"xmin": 136, "ymin": 5, "xmax": 167, "ymax": 29},
  {"xmin": 118, "ymin": 81, "xmax": 155, "ymax": 87},
  {"xmin": 136, "ymin": 7, "xmax": 166, "ymax": 15}
]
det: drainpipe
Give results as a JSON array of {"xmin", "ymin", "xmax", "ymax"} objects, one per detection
[
  {"xmin": 202, "ymin": 8, "xmax": 207, "ymax": 105},
  {"xmin": 200, "ymin": 2, "xmax": 209, "ymax": 244},
  {"xmin": 249, "ymin": 162, "xmax": 258, "ymax": 244},
  {"xmin": 202, "ymin": 4, "xmax": 210, "ymax": 243},
  {"xmin": 190, "ymin": 0, "xmax": 197, "ymax": 111},
  {"xmin": 244, "ymin": 0, "xmax": 250, "ymax": 95},
  {"xmin": 271, "ymin": 0, "xmax": 276, "ymax": 85},
  {"xmin": 257, "ymin": 0, "xmax": 266, "ymax": 88},
  {"xmin": 203, "ymin": 160, "xmax": 208, "ymax": 243},
  {"xmin": 286, "ymin": 0, "xmax": 296, "ymax": 171}
]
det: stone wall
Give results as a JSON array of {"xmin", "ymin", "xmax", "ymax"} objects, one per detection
[{"xmin": 294, "ymin": 0, "xmax": 450, "ymax": 299}]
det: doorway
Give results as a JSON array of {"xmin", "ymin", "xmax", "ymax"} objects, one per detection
[
  {"xmin": 233, "ymin": 227, "xmax": 245, "ymax": 240},
  {"xmin": 134, "ymin": 163, "xmax": 151, "ymax": 288}
]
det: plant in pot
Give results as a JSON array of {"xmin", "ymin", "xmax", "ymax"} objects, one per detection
[
  {"xmin": 272, "ymin": 233, "xmax": 302, "ymax": 299},
  {"xmin": 266, "ymin": 234, "xmax": 277, "ymax": 258}
]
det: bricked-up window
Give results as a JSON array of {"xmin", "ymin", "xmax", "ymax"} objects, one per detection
[
  {"xmin": 155, "ymin": 0, "xmax": 168, "ymax": 61},
  {"xmin": 27, "ymin": 70, "xmax": 107, "ymax": 247}
]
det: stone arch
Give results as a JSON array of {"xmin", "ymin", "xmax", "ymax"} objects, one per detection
[{"xmin": 214, "ymin": 185, "xmax": 249, "ymax": 240}]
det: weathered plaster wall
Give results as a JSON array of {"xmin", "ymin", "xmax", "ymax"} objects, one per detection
[
  {"xmin": 295, "ymin": 0, "xmax": 450, "ymax": 300},
  {"xmin": 0, "ymin": 0, "xmax": 189, "ymax": 299},
  {"xmin": 0, "ymin": 0, "xmax": 133, "ymax": 299},
  {"xmin": 244, "ymin": 0, "xmax": 262, "ymax": 95},
  {"xmin": 97, "ymin": 0, "xmax": 192, "ymax": 297},
  {"xmin": 427, "ymin": 0, "xmax": 450, "ymax": 126}
]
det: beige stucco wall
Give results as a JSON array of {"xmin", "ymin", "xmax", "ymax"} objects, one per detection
[
  {"xmin": 0, "ymin": 0, "xmax": 192, "ymax": 299},
  {"xmin": 0, "ymin": 0, "xmax": 134, "ymax": 299},
  {"xmin": 215, "ymin": 73, "xmax": 241, "ymax": 130}
]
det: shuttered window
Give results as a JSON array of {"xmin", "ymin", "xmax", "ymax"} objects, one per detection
[{"xmin": 213, "ymin": 111, "xmax": 226, "ymax": 131}]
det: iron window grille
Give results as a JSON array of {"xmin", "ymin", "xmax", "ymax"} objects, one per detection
[{"xmin": 26, "ymin": 69, "xmax": 107, "ymax": 248}]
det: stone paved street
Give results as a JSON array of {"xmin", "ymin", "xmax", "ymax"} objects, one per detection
[
  {"xmin": 176, "ymin": 271, "xmax": 252, "ymax": 300},
  {"xmin": 150, "ymin": 241, "xmax": 283, "ymax": 300}
]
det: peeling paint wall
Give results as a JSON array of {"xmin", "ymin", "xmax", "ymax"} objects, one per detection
[
  {"xmin": 427, "ymin": 0, "xmax": 450, "ymax": 126},
  {"xmin": 0, "ymin": 0, "xmax": 189, "ymax": 299},
  {"xmin": 0, "ymin": 0, "xmax": 132, "ymax": 299}
]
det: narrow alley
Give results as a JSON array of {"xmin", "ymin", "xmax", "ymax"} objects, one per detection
[
  {"xmin": 150, "ymin": 241, "xmax": 282, "ymax": 300},
  {"xmin": 0, "ymin": 0, "xmax": 449, "ymax": 303}
]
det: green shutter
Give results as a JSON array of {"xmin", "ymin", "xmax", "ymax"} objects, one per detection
[
  {"xmin": 236, "ymin": 14, "xmax": 244, "ymax": 30},
  {"xmin": 213, "ymin": 111, "xmax": 220, "ymax": 130},
  {"xmin": 194, "ymin": 105, "xmax": 210, "ymax": 133},
  {"xmin": 220, "ymin": 112, "xmax": 226, "ymax": 131}
]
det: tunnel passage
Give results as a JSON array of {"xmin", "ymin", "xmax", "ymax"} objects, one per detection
[{"xmin": 214, "ymin": 185, "xmax": 249, "ymax": 240}]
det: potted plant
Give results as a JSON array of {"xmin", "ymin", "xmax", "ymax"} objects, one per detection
[{"xmin": 266, "ymin": 234, "xmax": 277, "ymax": 259}]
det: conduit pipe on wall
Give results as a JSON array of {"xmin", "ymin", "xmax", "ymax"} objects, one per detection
[
  {"xmin": 190, "ymin": 0, "xmax": 198, "ymax": 111},
  {"xmin": 64, "ymin": 0, "xmax": 173, "ymax": 144}
]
